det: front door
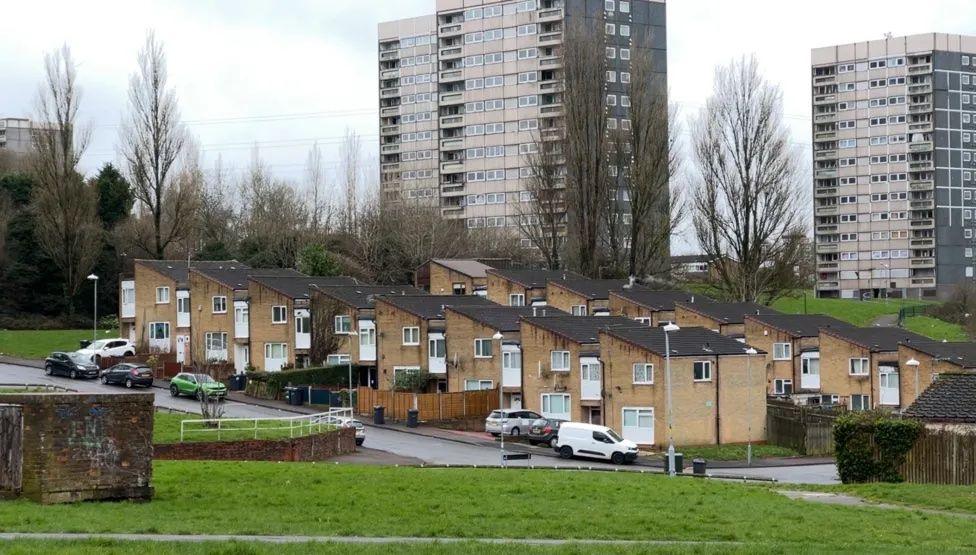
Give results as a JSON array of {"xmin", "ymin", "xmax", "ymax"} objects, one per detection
[
  {"xmin": 358, "ymin": 320, "xmax": 376, "ymax": 361},
  {"xmin": 509, "ymin": 393, "xmax": 522, "ymax": 410},
  {"xmin": 428, "ymin": 333, "xmax": 446, "ymax": 374},
  {"xmin": 586, "ymin": 407, "xmax": 602, "ymax": 425},
  {"xmin": 621, "ymin": 407, "xmax": 654, "ymax": 445},
  {"xmin": 234, "ymin": 344, "xmax": 249, "ymax": 373},
  {"xmin": 176, "ymin": 335, "xmax": 189, "ymax": 364},
  {"xmin": 879, "ymin": 366, "xmax": 900, "ymax": 405},
  {"xmin": 800, "ymin": 353, "xmax": 820, "ymax": 390}
]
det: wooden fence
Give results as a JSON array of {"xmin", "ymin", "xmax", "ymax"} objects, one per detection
[
  {"xmin": 0, "ymin": 404, "xmax": 23, "ymax": 497},
  {"xmin": 766, "ymin": 400, "xmax": 843, "ymax": 456},
  {"xmin": 355, "ymin": 387, "xmax": 499, "ymax": 422},
  {"xmin": 899, "ymin": 428, "xmax": 976, "ymax": 485}
]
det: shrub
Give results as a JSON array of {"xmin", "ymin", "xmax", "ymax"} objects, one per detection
[
  {"xmin": 246, "ymin": 365, "xmax": 368, "ymax": 399},
  {"xmin": 834, "ymin": 412, "xmax": 923, "ymax": 484}
]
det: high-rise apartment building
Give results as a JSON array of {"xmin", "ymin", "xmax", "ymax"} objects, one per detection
[
  {"xmin": 378, "ymin": 0, "xmax": 666, "ymax": 246},
  {"xmin": 0, "ymin": 117, "xmax": 36, "ymax": 154},
  {"xmin": 812, "ymin": 34, "xmax": 976, "ymax": 300}
]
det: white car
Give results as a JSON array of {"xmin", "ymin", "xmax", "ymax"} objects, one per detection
[
  {"xmin": 324, "ymin": 416, "xmax": 366, "ymax": 446},
  {"xmin": 555, "ymin": 422, "xmax": 639, "ymax": 465},
  {"xmin": 484, "ymin": 409, "xmax": 542, "ymax": 437},
  {"xmin": 76, "ymin": 338, "xmax": 136, "ymax": 362}
]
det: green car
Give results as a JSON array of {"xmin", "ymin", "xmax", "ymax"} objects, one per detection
[{"xmin": 169, "ymin": 372, "xmax": 227, "ymax": 401}]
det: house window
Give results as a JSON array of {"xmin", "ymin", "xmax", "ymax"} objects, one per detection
[
  {"xmin": 849, "ymin": 358, "xmax": 870, "ymax": 375},
  {"xmin": 403, "ymin": 326, "xmax": 420, "ymax": 346},
  {"xmin": 850, "ymin": 394, "xmax": 870, "ymax": 411},
  {"xmin": 334, "ymin": 315, "xmax": 352, "ymax": 334},
  {"xmin": 177, "ymin": 296, "xmax": 190, "ymax": 316},
  {"xmin": 265, "ymin": 343, "xmax": 287, "ymax": 359},
  {"xmin": 773, "ymin": 379, "xmax": 793, "ymax": 395},
  {"xmin": 465, "ymin": 379, "xmax": 493, "ymax": 390},
  {"xmin": 633, "ymin": 363, "xmax": 653, "ymax": 384},
  {"xmin": 149, "ymin": 322, "xmax": 170, "ymax": 340},
  {"xmin": 773, "ymin": 343, "xmax": 792, "ymax": 360},
  {"xmin": 296, "ymin": 314, "xmax": 310, "ymax": 335},
  {"xmin": 272, "ymin": 306, "xmax": 288, "ymax": 324},
  {"xmin": 474, "ymin": 338, "xmax": 493, "ymax": 358},
  {"xmin": 205, "ymin": 332, "xmax": 227, "ymax": 359},
  {"xmin": 326, "ymin": 354, "xmax": 351, "ymax": 365},
  {"xmin": 509, "ymin": 293, "xmax": 525, "ymax": 307},
  {"xmin": 634, "ymin": 317, "xmax": 652, "ymax": 325},
  {"xmin": 212, "ymin": 296, "xmax": 227, "ymax": 314},
  {"xmin": 693, "ymin": 361, "xmax": 712, "ymax": 382},
  {"xmin": 551, "ymin": 350, "xmax": 570, "ymax": 372},
  {"xmin": 541, "ymin": 393, "xmax": 571, "ymax": 418},
  {"xmin": 571, "ymin": 305, "xmax": 587, "ymax": 316},
  {"xmin": 453, "ymin": 282, "xmax": 467, "ymax": 295},
  {"xmin": 155, "ymin": 287, "xmax": 170, "ymax": 304}
]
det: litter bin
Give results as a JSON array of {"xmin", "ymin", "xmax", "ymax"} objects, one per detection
[
  {"xmin": 692, "ymin": 458, "xmax": 707, "ymax": 476},
  {"xmin": 373, "ymin": 405, "xmax": 385, "ymax": 425},
  {"xmin": 284, "ymin": 386, "xmax": 303, "ymax": 406},
  {"xmin": 228, "ymin": 374, "xmax": 247, "ymax": 391},
  {"xmin": 664, "ymin": 452, "xmax": 684, "ymax": 474},
  {"xmin": 406, "ymin": 408, "xmax": 419, "ymax": 428}
]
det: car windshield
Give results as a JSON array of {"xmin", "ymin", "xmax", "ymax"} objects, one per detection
[
  {"xmin": 68, "ymin": 353, "xmax": 92, "ymax": 365},
  {"xmin": 605, "ymin": 428, "xmax": 624, "ymax": 443},
  {"xmin": 488, "ymin": 410, "xmax": 502, "ymax": 419},
  {"xmin": 531, "ymin": 418, "xmax": 547, "ymax": 426},
  {"xmin": 195, "ymin": 374, "xmax": 216, "ymax": 383},
  {"xmin": 89, "ymin": 340, "xmax": 109, "ymax": 350}
]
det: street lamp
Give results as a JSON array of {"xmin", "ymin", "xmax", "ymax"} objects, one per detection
[
  {"xmin": 662, "ymin": 322, "xmax": 679, "ymax": 476},
  {"xmin": 492, "ymin": 330, "xmax": 505, "ymax": 467},
  {"xmin": 347, "ymin": 330, "xmax": 358, "ymax": 410},
  {"xmin": 906, "ymin": 357, "xmax": 920, "ymax": 403},
  {"xmin": 744, "ymin": 347, "xmax": 758, "ymax": 466},
  {"xmin": 86, "ymin": 274, "xmax": 99, "ymax": 347}
]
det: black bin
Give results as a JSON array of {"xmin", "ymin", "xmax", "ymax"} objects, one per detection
[
  {"xmin": 228, "ymin": 374, "xmax": 247, "ymax": 391},
  {"xmin": 692, "ymin": 458, "xmax": 707, "ymax": 476},
  {"xmin": 373, "ymin": 405, "xmax": 385, "ymax": 425},
  {"xmin": 79, "ymin": 339, "xmax": 92, "ymax": 349},
  {"xmin": 406, "ymin": 408, "xmax": 419, "ymax": 428},
  {"xmin": 284, "ymin": 386, "xmax": 303, "ymax": 406},
  {"xmin": 664, "ymin": 452, "xmax": 684, "ymax": 474}
]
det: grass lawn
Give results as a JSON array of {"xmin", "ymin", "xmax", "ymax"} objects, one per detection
[
  {"xmin": 814, "ymin": 482, "xmax": 976, "ymax": 515},
  {"xmin": 771, "ymin": 292, "xmax": 929, "ymax": 327},
  {"xmin": 902, "ymin": 315, "xmax": 969, "ymax": 341},
  {"xmin": 0, "ymin": 328, "xmax": 115, "ymax": 359},
  {"xmin": 656, "ymin": 443, "xmax": 798, "ymax": 461},
  {"xmin": 153, "ymin": 411, "xmax": 335, "ymax": 444},
  {"xmin": 0, "ymin": 462, "xmax": 974, "ymax": 551}
]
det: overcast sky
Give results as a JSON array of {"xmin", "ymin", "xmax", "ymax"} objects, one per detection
[{"xmin": 3, "ymin": 0, "xmax": 975, "ymax": 252}]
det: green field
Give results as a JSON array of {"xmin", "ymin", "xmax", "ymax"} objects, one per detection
[
  {"xmin": 0, "ymin": 462, "xmax": 974, "ymax": 551},
  {"xmin": 659, "ymin": 443, "xmax": 797, "ymax": 461},
  {"xmin": 0, "ymin": 329, "xmax": 115, "ymax": 359},
  {"xmin": 902, "ymin": 315, "xmax": 969, "ymax": 341},
  {"xmin": 152, "ymin": 411, "xmax": 335, "ymax": 444},
  {"xmin": 771, "ymin": 292, "xmax": 929, "ymax": 327},
  {"xmin": 819, "ymin": 482, "xmax": 976, "ymax": 515}
]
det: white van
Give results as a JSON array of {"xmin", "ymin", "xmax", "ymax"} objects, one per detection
[{"xmin": 554, "ymin": 422, "xmax": 639, "ymax": 465}]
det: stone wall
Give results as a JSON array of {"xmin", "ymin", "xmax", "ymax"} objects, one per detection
[{"xmin": 153, "ymin": 427, "xmax": 356, "ymax": 462}]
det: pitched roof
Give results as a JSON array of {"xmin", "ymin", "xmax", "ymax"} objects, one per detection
[
  {"xmin": 431, "ymin": 259, "xmax": 494, "ymax": 278},
  {"xmin": 447, "ymin": 305, "xmax": 566, "ymax": 332},
  {"xmin": 546, "ymin": 277, "xmax": 634, "ymax": 300},
  {"xmin": 192, "ymin": 266, "xmax": 304, "ymax": 290},
  {"xmin": 487, "ymin": 268, "xmax": 585, "ymax": 289},
  {"xmin": 521, "ymin": 316, "xmax": 646, "ymax": 344},
  {"xmin": 136, "ymin": 259, "xmax": 244, "ymax": 286},
  {"xmin": 676, "ymin": 301, "xmax": 780, "ymax": 325},
  {"xmin": 903, "ymin": 341, "xmax": 976, "ymax": 370},
  {"xmin": 903, "ymin": 373, "xmax": 976, "ymax": 423},
  {"xmin": 249, "ymin": 275, "xmax": 360, "ymax": 300},
  {"xmin": 822, "ymin": 326, "xmax": 929, "ymax": 352},
  {"xmin": 604, "ymin": 326, "xmax": 766, "ymax": 357},
  {"xmin": 315, "ymin": 285, "xmax": 425, "ymax": 309},
  {"xmin": 672, "ymin": 254, "xmax": 710, "ymax": 264},
  {"xmin": 610, "ymin": 289, "xmax": 713, "ymax": 311},
  {"xmin": 377, "ymin": 294, "xmax": 495, "ymax": 320},
  {"xmin": 745, "ymin": 313, "xmax": 853, "ymax": 338}
]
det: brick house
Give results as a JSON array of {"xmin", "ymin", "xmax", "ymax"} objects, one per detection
[
  {"xmin": 485, "ymin": 268, "xmax": 583, "ymax": 307},
  {"xmin": 519, "ymin": 316, "xmax": 646, "ymax": 424},
  {"xmin": 608, "ymin": 289, "xmax": 711, "ymax": 326},
  {"xmin": 187, "ymin": 266, "xmax": 303, "ymax": 371},
  {"xmin": 374, "ymin": 294, "xmax": 494, "ymax": 391},
  {"xmin": 444, "ymin": 304, "xmax": 564, "ymax": 408},
  {"xmin": 545, "ymin": 277, "xmax": 632, "ymax": 316},
  {"xmin": 898, "ymin": 341, "xmax": 976, "ymax": 410},
  {"xmin": 674, "ymin": 301, "xmax": 780, "ymax": 339},
  {"xmin": 819, "ymin": 326, "xmax": 929, "ymax": 411},
  {"xmin": 246, "ymin": 275, "xmax": 360, "ymax": 372},
  {"xmin": 743, "ymin": 314, "xmax": 852, "ymax": 398},
  {"xmin": 122, "ymin": 259, "xmax": 242, "ymax": 362},
  {"xmin": 903, "ymin": 373, "xmax": 976, "ymax": 427},
  {"xmin": 599, "ymin": 326, "xmax": 767, "ymax": 447},
  {"xmin": 414, "ymin": 258, "xmax": 499, "ymax": 296}
]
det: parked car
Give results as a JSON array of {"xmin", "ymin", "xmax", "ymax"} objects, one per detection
[
  {"xmin": 44, "ymin": 351, "xmax": 100, "ymax": 379},
  {"xmin": 100, "ymin": 362, "xmax": 154, "ymax": 389},
  {"xmin": 169, "ymin": 372, "xmax": 227, "ymax": 400},
  {"xmin": 321, "ymin": 416, "xmax": 366, "ymax": 446},
  {"xmin": 555, "ymin": 422, "xmax": 639, "ymax": 465},
  {"xmin": 484, "ymin": 409, "xmax": 543, "ymax": 437},
  {"xmin": 528, "ymin": 418, "xmax": 566, "ymax": 448},
  {"xmin": 76, "ymin": 338, "xmax": 136, "ymax": 363}
]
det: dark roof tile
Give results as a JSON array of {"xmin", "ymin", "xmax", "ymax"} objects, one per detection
[
  {"xmin": 904, "ymin": 373, "xmax": 976, "ymax": 423},
  {"xmin": 677, "ymin": 301, "xmax": 780, "ymax": 325},
  {"xmin": 447, "ymin": 305, "xmax": 566, "ymax": 332},
  {"xmin": 611, "ymin": 289, "xmax": 713, "ymax": 311},
  {"xmin": 823, "ymin": 326, "xmax": 929, "ymax": 352},
  {"xmin": 604, "ymin": 326, "xmax": 765, "ymax": 357},
  {"xmin": 521, "ymin": 316, "xmax": 646, "ymax": 344},
  {"xmin": 378, "ymin": 294, "xmax": 495, "ymax": 320},
  {"xmin": 745, "ymin": 313, "xmax": 853, "ymax": 338}
]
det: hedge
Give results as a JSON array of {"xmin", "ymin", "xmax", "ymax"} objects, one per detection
[
  {"xmin": 246, "ymin": 365, "xmax": 370, "ymax": 400},
  {"xmin": 834, "ymin": 411, "xmax": 923, "ymax": 483}
]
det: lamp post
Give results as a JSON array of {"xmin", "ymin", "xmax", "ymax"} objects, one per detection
[
  {"xmin": 86, "ymin": 274, "xmax": 99, "ymax": 346},
  {"xmin": 493, "ymin": 330, "xmax": 505, "ymax": 467},
  {"xmin": 347, "ymin": 330, "xmax": 358, "ymax": 411},
  {"xmin": 662, "ymin": 323, "xmax": 679, "ymax": 476},
  {"xmin": 744, "ymin": 347, "xmax": 758, "ymax": 466},
  {"xmin": 906, "ymin": 357, "xmax": 920, "ymax": 403}
]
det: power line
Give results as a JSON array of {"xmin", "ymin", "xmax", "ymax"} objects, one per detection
[{"xmin": 90, "ymin": 107, "xmax": 378, "ymax": 130}]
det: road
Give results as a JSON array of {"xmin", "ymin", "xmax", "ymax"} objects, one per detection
[{"xmin": 1, "ymin": 361, "xmax": 839, "ymax": 483}]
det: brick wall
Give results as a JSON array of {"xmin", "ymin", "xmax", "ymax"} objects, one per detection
[
  {"xmin": 485, "ymin": 274, "xmax": 544, "ymax": 306},
  {"xmin": 134, "ymin": 263, "xmax": 178, "ymax": 354},
  {"xmin": 444, "ymin": 308, "xmax": 503, "ymax": 391},
  {"xmin": 744, "ymin": 318, "xmax": 798, "ymax": 394},
  {"xmin": 429, "ymin": 263, "xmax": 483, "ymax": 295},
  {"xmin": 2, "ymin": 393, "xmax": 154, "ymax": 503},
  {"xmin": 249, "ymin": 280, "xmax": 295, "ymax": 370},
  {"xmin": 189, "ymin": 271, "xmax": 239, "ymax": 368},
  {"xmin": 375, "ymin": 299, "xmax": 429, "ymax": 391},
  {"xmin": 153, "ymin": 427, "xmax": 356, "ymax": 462},
  {"xmin": 310, "ymin": 293, "xmax": 359, "ymax": 364},
  {"xmin": 819, "ymin": 332, "xmax": 876, "ymax": 408},
  {"xmin": 520, "ymin": 321, "xmax": 588, "ymax": 421},
  {"xmin": 674, "ymin": 305, "xmax": 721, "ymax": 331},
  {"xmin": 546, "ymin": 282, "xmax": 589, "ymax": 314},
  {"xmin": 898, "ymin": 344, "xmax": 957, "ymax": 409}
]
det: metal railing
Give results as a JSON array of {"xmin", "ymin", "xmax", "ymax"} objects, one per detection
[{"xmin": 179, "ymin": 407, "xmax": 353, "ymax": 442}]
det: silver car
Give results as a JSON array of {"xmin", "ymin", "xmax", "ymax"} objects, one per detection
[{"xmin": 485, "ymin": 409, "xmax": 542, "ymax": 437}]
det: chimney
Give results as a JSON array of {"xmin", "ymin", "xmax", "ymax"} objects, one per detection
[{"xmin": 532, "ymin": 306, "xmax": 537, "ymax": 316}]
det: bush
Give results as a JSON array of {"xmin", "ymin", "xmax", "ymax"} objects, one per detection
[
  {"xmin": 834, "ymin": 412, "xmax": 923, "ymax": 484},
  {"xmin": 246, "ymin": 365, "xmax": 368, "ymax": 399}
]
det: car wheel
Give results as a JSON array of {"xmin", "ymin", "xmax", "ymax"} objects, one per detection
[
  {"xmin": 70, "ymin": 369, "xmax": 78, "ymax": 379},
  {"xmin": 101, "ymin": 375, "xmax": 109, "ymax": 385},
  {"xmin": 490, "ymin": 432, "xmax": 500, "ymax": 437},
  {"xmin": 45, "ymin": 365, "xmax": 53, "ymax": 376},
  {"xmin": 559, "ymin": 445, "xmax": 573, "ymax": 459},
  {"xmin": 510, "ymin": 427, "xmax": 520, "ymax": 437},
  {"xmin": 611, "ymin": 452, "xmax": 625, "ymax": 465},
  {"xmin": 125, "ymin": 379, "xmax": 133, "ymax": 389},
  {"xmin": 170, "ymin": 385, "xmax": 180, "ymax": 397},
  {"xmin": 355, "ymin": 439, "xmax": 364, "ymax": 446},
  {"xmin": 549, "ymin": 437, "xmax": 559, "ymax": 449},
  {"xmin": 125, "ymin": 351, "xmax": 134, "ymax": 357}
]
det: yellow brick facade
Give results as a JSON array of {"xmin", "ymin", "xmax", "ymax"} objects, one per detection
[
  {"xmin": 247, "ymin": 280, "xmax": 296, "ymax": 371},
  {"xmin": 187, "ymin": 271, "xmax": 239, "ymax": 368},
  {"xmin": 133, "ymin": 263, "xmax": 180, "ymax": 355},
  {"xmin": 818, "ymin": 331, "xmax": 898, "ymax": 409},
  {"xmin": 374, "ymin": 299, "xmax": 432, "ymax": 391},
  {"xmin": 674, "ymin": 304, "xmax": 743, "ymax": 335},
  {"xmin": 444, "ymin": 309, "xmax": 504, "ymax": 391},
  {"xmin": 427, "ymin": 262, "xmax": 485, "ymax": 295},
  {"xmin": 897, "ymin": 344, "xmax": 964, "ymax": 409},
  {"xmin": 546, "ymin": 282, "xmax": 607, "ymax": 315},
  {"xmin": 608, "ymin": 292, "xmax": 675, "ymax": 326},
  {"xmin": 519, "ymin": 320, "xmax": 592, "ymax": 422},
  {"xmin": 485, "ymin": 273, "xmax": 544, "ymax": 306}
]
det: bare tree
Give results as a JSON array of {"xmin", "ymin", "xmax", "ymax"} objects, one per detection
[
  {"xmin": 120, "ymin": 31, "xmax": 188, "ymax": 259},
  {"xmin": 30, "ymin": 45, "xmax": 101, "ymax": 315},
  {"xmin": 690, "ymin": 56, "xmax": 807, "ymax": 302},
  {"xmin": 339, "ymin": 128, "xmax": 361, "ymax": 233},
  {"xmin": 517, "ymin": 130, "xmax": 565, "ymax": 270},
  {"xmin": 304, "ymin": 141, "xmax": 332, "ymax": 234},
  {"xmin": 601, "ymin": 129, "xmax": 630, "ymax": 277},
  {"xmin": 237, "ymin": 148, "xmax": 308, "ymax": 268}
]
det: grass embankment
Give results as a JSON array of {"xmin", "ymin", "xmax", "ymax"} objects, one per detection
[
  {"xmin": 771, "ymin": 293, "xmax": 929, "ymax": 327},
  {"xmin": 902, "ymin": 315, "xmax": 969, "ymax": 341},
  {"xmin": 815, "ymin": 482, "xmax": 976, "ymax": 515},
  {"xmin": 153, "ymin": 411, "xmax": 333, "ymax": 444},
  {"xmin": 0, "ymin": 462, "xmax": 974, "ymax": 551},
  {"xmin": 0, "ymin": 329, "xmax": 114, "ymax": 359}
]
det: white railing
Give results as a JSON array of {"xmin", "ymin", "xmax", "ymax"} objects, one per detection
[{"xmin": 179, "ymin": 408, "xmax": 353, "ymax": 442}]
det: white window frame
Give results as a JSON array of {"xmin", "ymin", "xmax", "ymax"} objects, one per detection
[
  {"xmin": 264, "ymin": 342, "xmax": 287, "ymax": 360},
  {"xmin": 571, "ymin": 305, "xmax": 587, "ymax": 316},
  {"xmin": 541, "ymin": 393, "xmax": 571, "ymax": 418},
  {"xmin": 149, "ymin": 321, "xmax": 170, "ymax": 340},
  {"xmin": 326, "ymin": 354, "xmax": 351, "ymax": 366},
  {"xmin": 474, "ymin": 338, "xmax": 493, "ymax": 358},
  {"xmin": 212, "ymin": 296, "xmax": 227, "ymax": 314},
  {"xmin": 551, "ymin": 350, "xmax": 570, "ymax": 372},
  {"xmin": 850, "ymin": 394, "xmax": 871, "ymax": 411},
  {"xmin": 632, "ymin": 363, "xmax": 653, "ymax": 384},
  {"xmin": 773, "ymin": 342, "xmax": 792, "ymax": 361},
  {"xmin": 271, "ymin": 305, "xmax": 288, "ymax": 324},
  {"xmin": 155, "ymin": 286, "xmax": 170, "ymax": 304},
  {"xmin": 849, "ymin": 358, "xmax": 870, "ymax": 376},
  {"xmin": 402, "ymin": 326, "xmax": 420, "ymax": 346},
  {"xmin": 773, "ymin": 378, "xmax": 792, "ymax": 395},
  {"xmin": 334, "ymin": 314, "xmax": 352, "ymax": 334},
  {"xmin": 464, "ymin": 379, "xmax": 493, "ymax": 391},
  {"xmin": 693, "ymin": 361, "xmax": 712, "ymax": 382},
  {"xmin": 509, "ymin": 293, "xmax": 525, "ymax": 307}
]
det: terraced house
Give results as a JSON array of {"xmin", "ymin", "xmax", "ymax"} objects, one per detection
[
  {"xmin": 414, "ymin": 258, "xmax": 498, "ymax": 295},
  {"xmin": 374, "ymin": 294, "xmax": 494, "ymax": 391},
  {"xmin": 898, "ymin": 340, "xmax": 976, "ymax": 409},
  {"xmin": 485, "ymin": 268, "xmax": 581, "ymax": 306},
  {"xmin": 545, "ymin": 277, "xmax": 632, "ymax": 316},
  {"xmin": 673, "ymin": 301, "xmax": 780, "ymax": 340},
  {"xmin": 599, "ymin": 326, "xmax": 767, "ymax": 446},
  {"xmin": 609, "ymin": 288, "xmax": 709, "ymax": 326}
]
